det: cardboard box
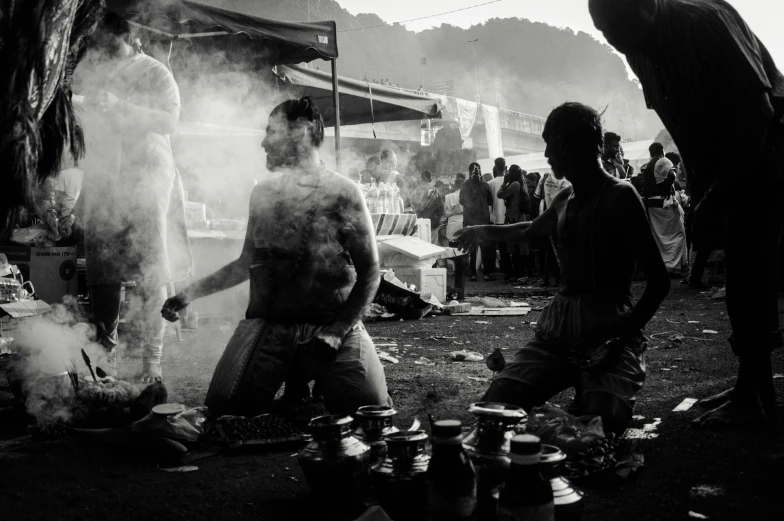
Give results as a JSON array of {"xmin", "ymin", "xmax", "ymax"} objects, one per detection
[
  {"xmin": 392, "ymin": 268, "xmax": 447, "ymax": 303},
  {"xmin": 0, "ymin": 299, "xmax": 52, "ymax": 336},
  {"xmin": 1, "ymin": 247, "xmax": 78, "ymax": 305}
]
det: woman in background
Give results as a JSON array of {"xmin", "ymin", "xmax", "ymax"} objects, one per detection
[{"xmin": 498, "ymin": 165, "xmax": 534, "ymax": 283}]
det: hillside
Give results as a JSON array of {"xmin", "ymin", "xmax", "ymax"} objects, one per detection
[{"xmin": 204, "ymin": 0, "xmax": 663, "ymax": 139}]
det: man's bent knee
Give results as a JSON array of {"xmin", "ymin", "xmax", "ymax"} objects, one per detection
[
  {"xmin": 579, "ymin": 391, "xmax": 632, "ymax": 435},
  {"xmin": 481, "ymin": 379, "xmax": 543, "ymax": 412}
]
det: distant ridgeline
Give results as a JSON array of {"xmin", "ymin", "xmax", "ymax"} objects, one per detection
[{"xmin": 217, "ymin": 0, "xmax": 663, "ymax": 140}]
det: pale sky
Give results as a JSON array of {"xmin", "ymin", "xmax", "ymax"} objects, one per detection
[{"xmin": 336, "ymin": 0, "xmax": 784, "ymax": 72}]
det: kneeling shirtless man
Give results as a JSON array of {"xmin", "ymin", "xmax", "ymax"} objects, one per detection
[{"xmin": 456, "ymin": 102, "xmax": 670, "ymax": 434}]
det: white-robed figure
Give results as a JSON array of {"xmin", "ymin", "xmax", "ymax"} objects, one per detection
[
  {"xmin": 641, "ymin": 142, "xmax": 687, "ymax": 274},
  {"xmin": 75, "ymin": 12, "xmax": 191, "ymax": 382}
]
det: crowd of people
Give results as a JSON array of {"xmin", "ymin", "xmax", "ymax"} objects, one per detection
[
  {"xmin": 350, "ymin": 134, "xmax": 696, "ymax": 289},
  {"xmin": 361, "ymin": 75, "xmax": 402, "ymax": 89}
]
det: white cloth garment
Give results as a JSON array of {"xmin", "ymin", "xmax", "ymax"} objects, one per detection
[
  {"xmin": 648, "ymin": 205, "xmax": 687, "ymax": 271},
  {"xmin": 482, "ymin": 104, "xmax": 504, "ymax": 160},
  {"xmin": 443, "ymin": 191, "xmax": 464, "ymax": 242},
  {"xmin": 439, "ymin": 95, "xmax": 478, "ymax": 140},
  {"xmin": 488, "ymin": 176, "xmax": 507, "ymax": 225}
]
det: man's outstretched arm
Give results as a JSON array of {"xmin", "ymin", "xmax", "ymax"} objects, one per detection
[
  {"xmin": 454, "ymin": 200, "xmax": 559, "ymax": 250},
  {"xmin": 618, "ymin": 186, "xmax": 670, "ymax": 337}
]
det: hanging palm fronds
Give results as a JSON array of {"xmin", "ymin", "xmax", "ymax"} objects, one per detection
[{"xmin": 0, "ymin": 0, "xmax": 104, "ymax": 235}]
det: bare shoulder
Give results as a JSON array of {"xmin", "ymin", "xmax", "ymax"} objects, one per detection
[
  {"xmin": 606, "ymin": 178, "xmax": 642, "ymax": 206},
  {"xmin": 323, "ymin": 170, "xmax": 362, "ymax": 198},
  {"xmin": 549, "ymin": 185, "xmax": 574, "ymax": 210},
  {"xmin": 321, "ymin": 170, "xmax": 367, "ymax": 212}
]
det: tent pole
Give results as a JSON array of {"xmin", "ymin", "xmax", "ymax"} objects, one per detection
[{"xmin": 331, "ymin": 59, "xmax": 342, "ymax": 172}]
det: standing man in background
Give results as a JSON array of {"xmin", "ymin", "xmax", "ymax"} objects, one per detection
[
  {"xmin": 591, "ymin": 0, "xmax": 784, "ymax": 428},
  {"xmin": 76, "ymin": 12, "xmax": 191, "ymax": 383},
  {"xmin": 413, "ymin": 170, "xmax": 444, "ymax": 244},
  {"xmin": 460, "ymin": 163, "xmax": 495, "ymax": 282},
  {"xmin": 641, "ymin": 143, "xmax": 686, "ymax": 276},
  {"xmin": 443, "ymin": 175, "xmax": 467, "ymax": 298},
  {"xmin": 380, "ymin": 150, "xmax": 401, "ymax": 185},
  {"xmin": 602, "ymin": 132, "xmax": 626, "ymax": 179},
  {"xmin": 489, "ymin": 157, "xmax": 510, "ymax": 280}
]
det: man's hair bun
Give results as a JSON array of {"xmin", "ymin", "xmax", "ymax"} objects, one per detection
[{"xmin": 269, "ymin": 96, "xmax": 325, "ymax": 147}]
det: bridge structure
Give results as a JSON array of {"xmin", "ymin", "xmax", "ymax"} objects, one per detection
[{"xmin": 323, "ymin": 85, "xmax": 547, "ymax": 158}]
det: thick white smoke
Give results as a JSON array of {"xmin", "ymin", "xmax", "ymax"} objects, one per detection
[{"xmin": 13, "ymin": 296, "xmax": 107, "ymax": 425}]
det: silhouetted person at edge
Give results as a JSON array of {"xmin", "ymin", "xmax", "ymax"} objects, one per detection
[
  {"xmin": 456, "ymin": 103, "xmax": 670, "ymax": 434},
  {"xmin": 591, "ymin": 0, "xmax": 784, "ymax": 428}
]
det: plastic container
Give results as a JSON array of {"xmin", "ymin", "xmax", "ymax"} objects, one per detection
[{"xmin": 393, "ymin": 268, "xmax": 447, "ymax": 303}]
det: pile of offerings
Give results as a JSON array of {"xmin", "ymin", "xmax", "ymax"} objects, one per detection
[{"xmin": 207, "ymin": 414, "xmax": 305, "ymax": 448}]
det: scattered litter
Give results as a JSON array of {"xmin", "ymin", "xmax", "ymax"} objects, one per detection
[
  {"xmin": 690, "ymin": 485, "xmax": 724, "ymax": 498},
  {"xmin": 474, "ymin": 321, "xmax": 490, "ymax": 324},
  {"xmin": 377, "ymin": 352, "xmax": 399, "ymax": 364},
  {"xmin": 673, "ymin": 398, "xmax": 698, "ymax": 412},
  {"xmin": 651, "ymin": 331, "xmax": 714, "ymax": 343},
  {"xmin": 509, "ymin": 301, "xmax": 530, "ymax": 307},
  {"xmin": 456, "ymin": 307, "xmax": 529, "ymax": 316},
  {"xmin": 354, "ymin": 506, "xmax": 394, "ymax": 521},
  {"xmin": 625, "ymin": 418, "xmax": 661, "ymax": 440},
  {"xmin": 688, "ymin": 321, "xmax": 700, "ymax": 324},
  {"xmin": 702, "ymin": 330, "xmax": 718, "ymax": 335},
  {"xmin": 161, "ymin": 466, "xmax": 198, "ymax": 473},
  {"xmin": 467, "ymin": 376, "xmax": 489, "ymax": 383},
  {"xmin": 289, "ymin": 476, "xmax": 300, "ymax": 483},
  {"xmin": 530, "ymin": 322, "xmax": 537, "ymax": 326},
  {"xmin": 479, "ymin": 296, "xmax": 508, "ymax": 308},
  {"xmin": 403, "ymin": 344, "xmax": 412, "ymax": 347},
  {"xmin": 450, "ymin": 350, "xmax": 483, "ymax": 362},
  {"xmin": 661, "ymin": 368, "xmax": 672, "ymax": 371},
  {"xmin": 773, "ymin": 374, "xmax": 784, "ymax": 380},
  {"xmin": 666, "ymin": 319, "xmax": 684, "ymax": 324},
  {"xmin": 414, "ymin": 357, "xmax": 435, "ymax": 366},
  {"xmin": 452, "ymin": 341, "xmax": 464, "ymax": 345},
  {"xmin": 632, "ymin": 415, "xmax": 645, "ymax": 420},
  {"xmin": 375, "ymin": 343, "xmax": 398, "ymax": 347},
  {"xmin": 688, "ymin": 512, "xmax": 708, "ymax": 520}
]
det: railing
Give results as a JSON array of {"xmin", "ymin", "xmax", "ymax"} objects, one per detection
[
  {"xmin": 363, "ymin": 82, "xmax": 546, "ymax": 136},
  {"xmin": 475, "ymin": 105, "xmax": 545, "ymax": 136}
]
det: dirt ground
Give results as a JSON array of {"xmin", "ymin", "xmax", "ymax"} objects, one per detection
[{"xmin": 1, "ymin": 281, "xmax": 783, "ymax": 521}]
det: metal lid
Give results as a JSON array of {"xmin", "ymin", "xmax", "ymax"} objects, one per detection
[
  {"xmin": 354, "ymin": 405, "xmax": 397, "ymax": 418},
  {"xmin": 432, "ymin": 419, "xmax": 462, "ymax": 438},
  {"xmin": 309, "ymin": 414, "xmax": 354, "ymax": 429},
  {"xmin": 510, "ymin": 434, "xmax": 542, "ymax": 456},
  {"xmin": 152, "ymin": 403, "xmax": 186, "ymax": 416},
  {"xmin": 468, "ymin": 402, "xmax": 527, "ymax": 419}
]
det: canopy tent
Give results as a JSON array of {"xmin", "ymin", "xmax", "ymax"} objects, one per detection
[
  {"xmin": 106, "ymin": 0, "xmax": 346, "ymax": 167},
  {"xmin": 275, "ymin": 65, "xmax": 443, "ymax": 127},
  {"xmin": 106, "ymin": 0, "xmax": 338, "ymax": 63}
]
